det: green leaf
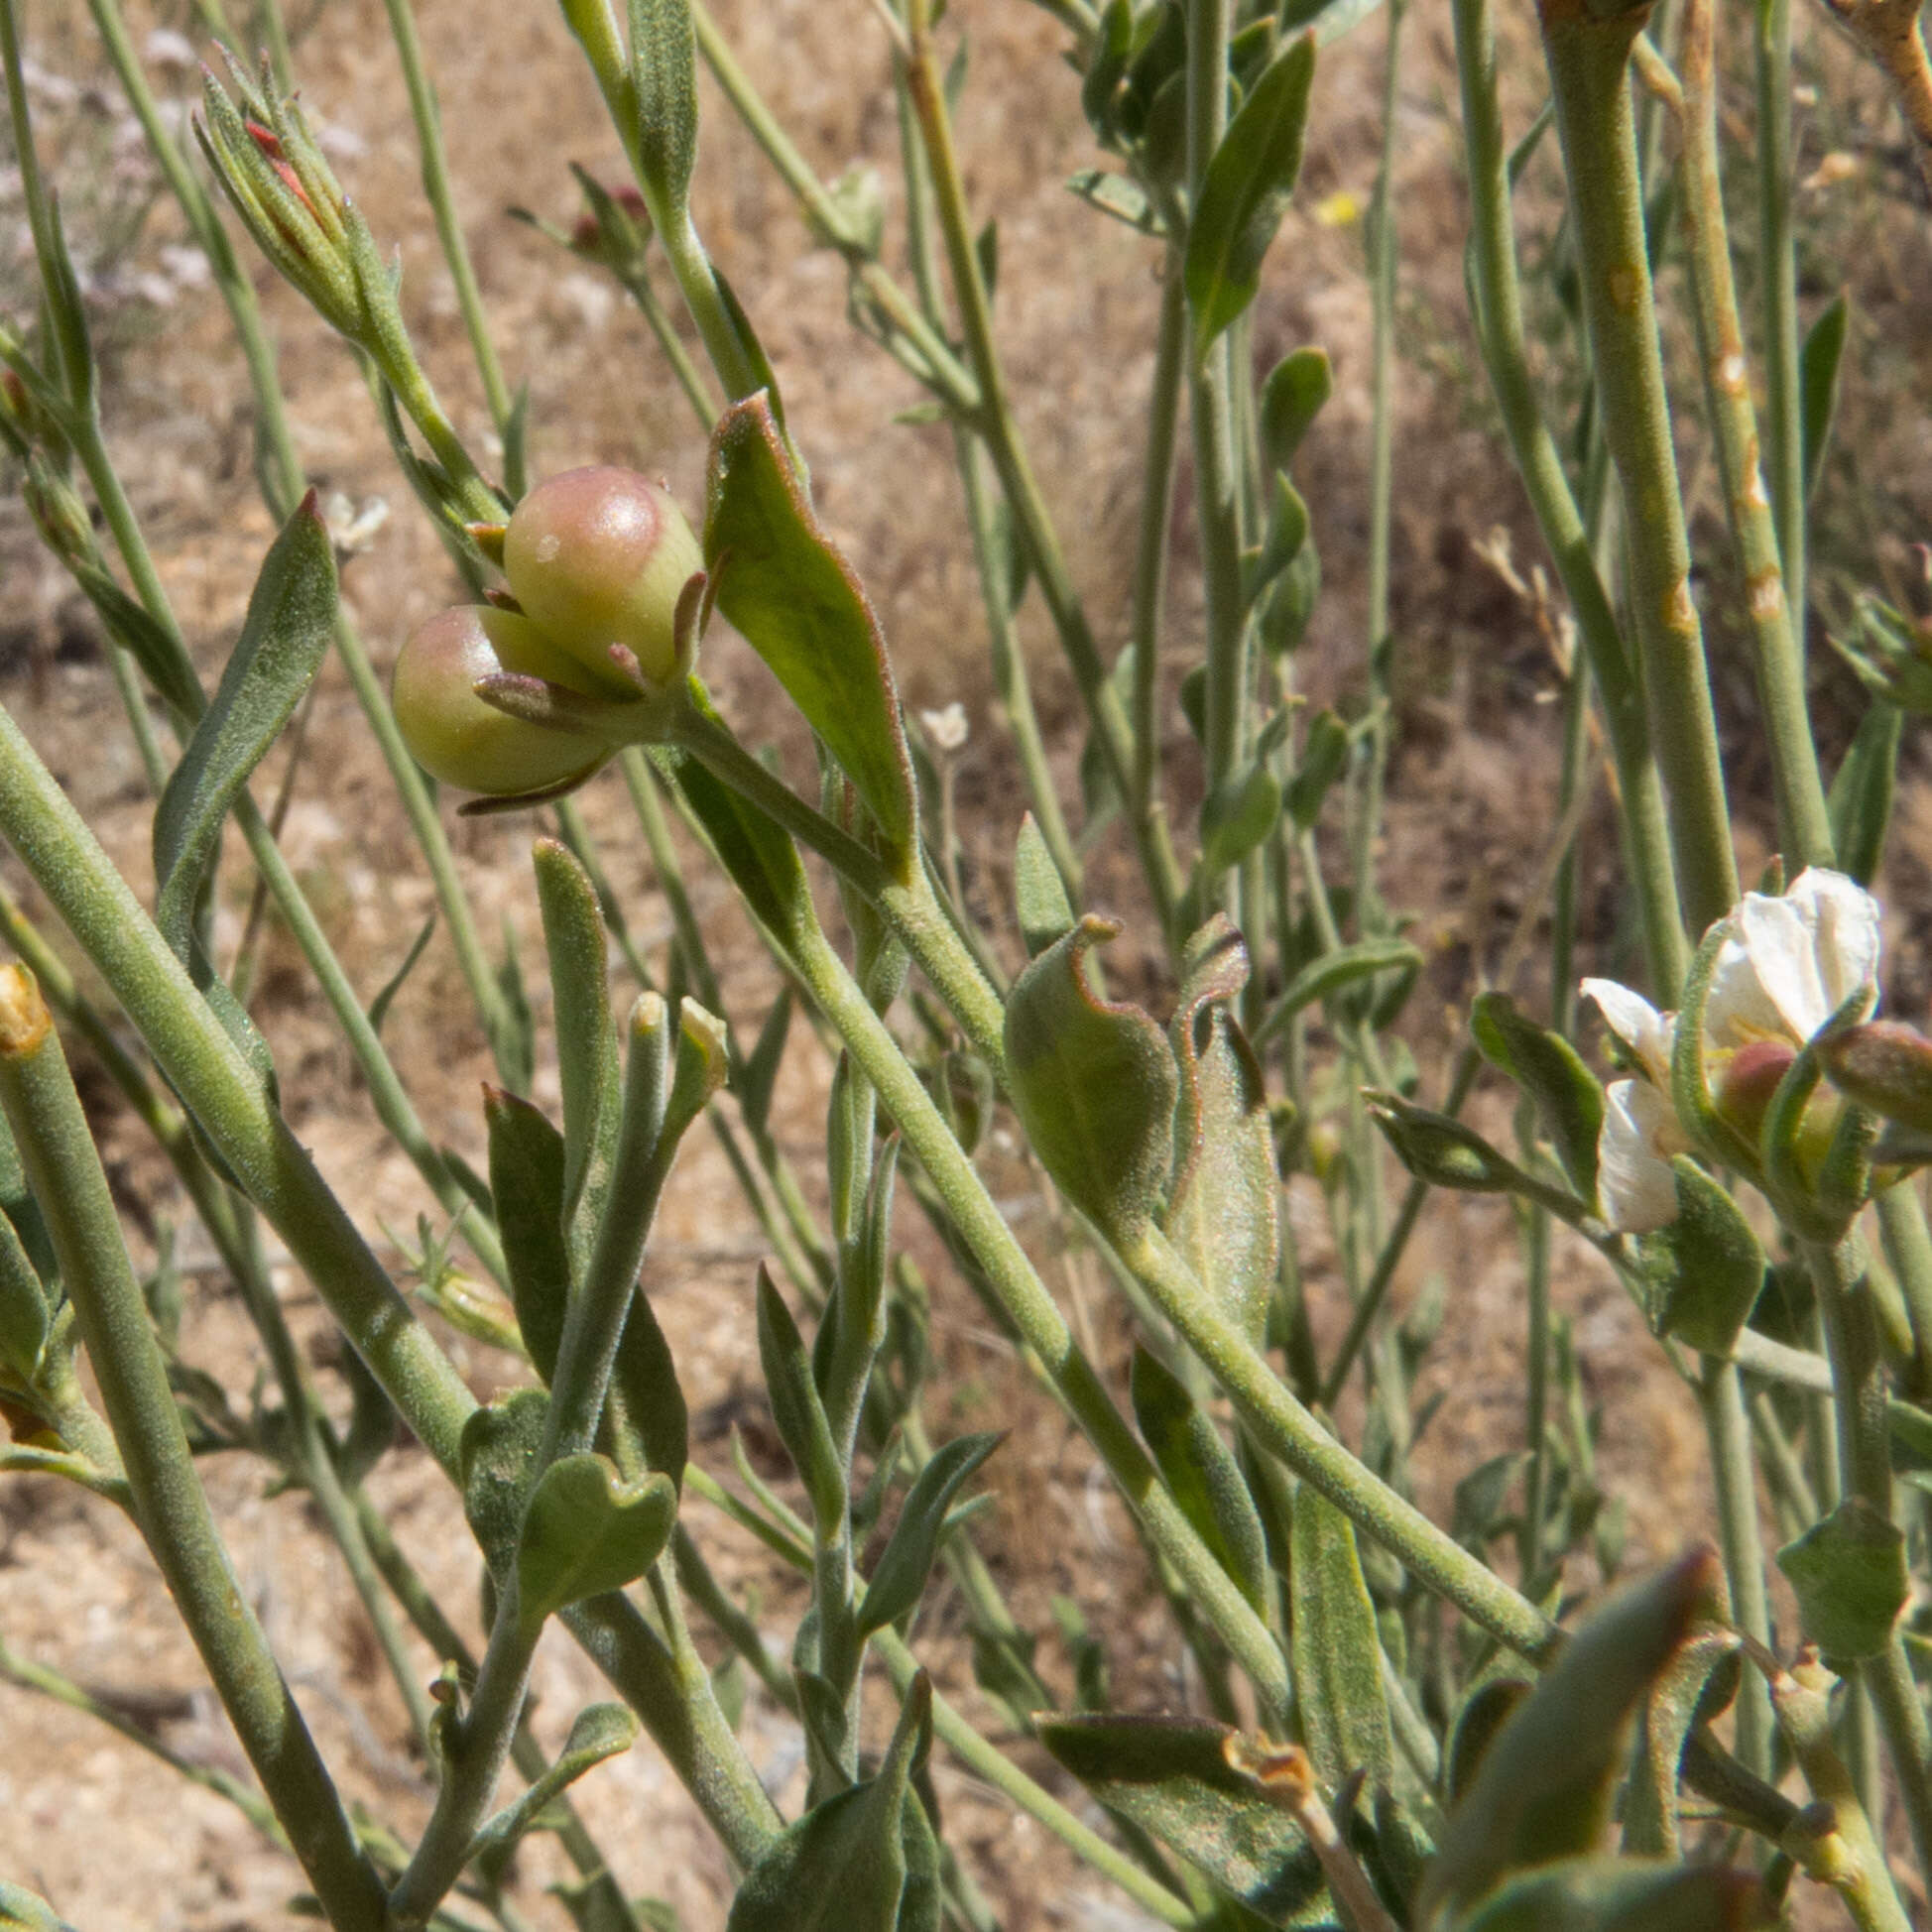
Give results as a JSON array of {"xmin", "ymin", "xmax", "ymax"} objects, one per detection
[
  {"xmin": 1827, "ymin": 701, "xmax": 1901, "ymax": 889},
  {"xmin": 1456, "ymin": 1856, "xmax": 1768, "ymax": 1932},
  {"xmin": 1014, "ymin": 812, "xmax": 1076, "ymax": 958},
  {"xmin": 739, "ymin": 989, "xmax": 793, "ymax": 1138},
  {"xmin": 756, "ymin": 1264, "xmax": 845, "ymax": 1535},
  {"xmin": 656, "ymin": 738, "xmax": 813, "ymax": 949},
  {"xmin": 1635, "ymin": 1159, "xmax": 1765, "ymax": 1357},
  {"xmin": 1243, "ymin": 473, "xmax": 1309, "ymax": 607},
  {"xmin": 460, "ymin": 1388, "xmax": 551, "ymax": 1576},
  {"xmin": 727, "ymin": 1673, "xmax": 936, "ymax": 1932},
  {"xmin": 1283, "ymin": 707, "xmax": 1347, "ymax": 828},
  {"xmin": 628, "ymin": 0, "xmax": 698, "ymax": 220},
  {"xmin": 1259, "ymin": 348, "xmax": 1332, "ymax": 475},
  {"xmin": 1004, "ymin": 917, "xmax": 1178, "ymax": 1240},
  {"xmin": 1622, "ymin": 1630, "xmax": 1741, "ymax": 1857},
  {"xmin": 1037, "ymin": 1716, "xmax": 1328, "ymax": 1923},
  {"xmin": 1367, "ymin": 1092, "xmax": 1538, "ymax": 1197},
  {"xmin": 1080, "ymin": 0, "xmax": 1133, "ymax": 139},
  {"xmin": 1445, "ymin": 1678, "xmax": 1531, "ymax": 1806},
  {"xmin": 366, "ymin": 912, "xmax": 437, "ymax": 1042},
  {"xmin": 860, "ymin": 1431, "xmax": 1002, "ymax": 1634},
  {"xmin": 704, "ymin": 394, "xmax": 917, "ymax": 870},
  {"xmin": 486, "ymin": 1087, "xmax": 571, "ymax": 1383},
  {"xmin": 517, "ymin": 1454, "xmax": 678, "ymax": 1630},
  {"xmin": 0, "ymin": 1882, "xmax": 82, "ymax": 1932},
  {"xmin": 535, "ymin": 836, "xmax": 624, "ymax": 1261},
  {"xmin": 1419, "ymin": 1549, "xmax": 1725, "ymax": 1925},
  {"xmin": 610, "ymin": 1286, "xmax": 689, "ymax": 1490},
  {"xmin": 1470, "ymin": 993, "xmax": 1605, "ymax": 1202},
  {"xmin": 1775, "ymin": 1497, "xmax": 1908, "ymax": 1662},
  {"xmin": 1289, "ymin": 1484, "xmax": 1394, "ymax": 1791},
  {"xmin": 1259, "ymin": 539, "xmax": 1321, "ymax": 658},
  {"xmin": 1164, "ymin": 918, "xmax": 1277, "ymax": 1345},
  {"xmin": 467, "ymin": 1702, "xmax": 641, "ymax": 1866},
  {"xmin": 1182, "ymin": 34, "xmax": 1317, "ymax": 359},
  {"xmin": 1129, "ymin": 1347, "xmax": 1269, "ymax": 1613},
  {"xmin": 1065, "ymin": 168, "xmax": 1165, "ymax": 236},
  {"xmin": 0, "ymin": 1201, "xmax": 50, "ymax": 1384},
  {"xmin": 1799, "ymin": 291, "xmax": 1848, "ymax": 503},
  {"xmin": 1199, "ymin": 762, "xmax": 1284, "ymax": 878},
  {"xmin": 1254, "ymin": 936, "xmax": 1421, "ymax": 1047}
]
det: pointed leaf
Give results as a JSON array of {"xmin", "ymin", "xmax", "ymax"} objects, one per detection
[
  {"xmin": 1283, "ymin": 707, "xmax": 1347, "ymax": 827},
  {"xmin": 1799, "ymin": 292, "xmax": 1848, "ymax": 503},
  {"xmin": 705, "ymin": 395, "xmax": 916, "ymax": 869},
  {"xmin": 611, "ymin": 1288, "xmax": 689, "ymax": 1489},
  {"xmin": 1004, "ymin": 917, "xmax": 1178, "ymax": 1240},
  {"xmin": 1182, "ymin": 34, "xmax": 1317, "ymax": 358},
  {"xmin": 486, "ymin": 1087, "xmax": 571, "ymax": 1383},
  {"xmin": 1827, "ymin": 701, "xmax": 1900, "ymax": 889},
  {"xmin": 468, "ymin": 1703, "xmax": 641, "ymax": 1866},
  {"xmin": 756, "ymin": 1265, "xmax": 845, "ymax": 1535},
  {"xmin": 657, "ymin": 739, "xmax": 813, "ymax": 949},
  {"xmin": 366, "ymin": 912, "xmax": 438, "ymax": 1042},
  {"xmin": 1290, "ymin": 1484, "xmax": 1394, "ymax": 1790},
  {"xmin": 1457, "ymin": 1856, "xmax": 1768, "ymax": 1932},
  {"xmin": 1037, "ymin": 1716, "xmax": 1328, "ymax": 1922},
  {"xmin": 518, "ymin": 1454, "xmax": 677, "ymax": 1630},
  {"xmin": 1471, "ymin": 993, "xmax": 1605, "ymax": 1201},
  {"xmin": 1420, "ymin": 1548, "xmax": 1725, "ymax": 1925},
  {"xmin": 1253, "ymin": 936, "xmax": 1422, "ymax": 1047},
  {"xmin": 739, "ymin": 989, "xmax": 793, "ymax": 1137},
  {"xmin": 860, "ymin": 1431, "xmax": 1003, "ymax": 1634},
  {"xmin": 1164, "ymin": 919, "xmax": 1277, "ymax": 1343},
  {"xmin": 1014, "ymin": 812, "xmax": 1076, "ymax": 958},
  {"xmin": 1130, "ymin": 1348, "xmax": 1268, "ymax": 1612},
  {"xmin": 1775, "ymin": 1497, "xmax": 1908, "ymax": 1661}
]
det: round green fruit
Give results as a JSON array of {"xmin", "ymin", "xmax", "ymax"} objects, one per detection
[
  {"xmin": 392, "ymin": 605, "xmax": 607, "ymax": 796},
  {"xmin": 502, "ymin": 465, "xmax": 702, "ymax": 687}
]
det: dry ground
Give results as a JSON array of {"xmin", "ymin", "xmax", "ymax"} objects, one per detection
[{"xmin": 1, "ymin": 0, "xmax": 1930, "ymax": 1924}]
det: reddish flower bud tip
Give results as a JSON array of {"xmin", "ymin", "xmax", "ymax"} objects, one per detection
[
  {"xmin": 244, "ymin": 117, "xmax": 285, "ymax": 158},
  {"xmin": 1716, "ymin": 1037, "xmax": 1797, "ymax": 1147}
]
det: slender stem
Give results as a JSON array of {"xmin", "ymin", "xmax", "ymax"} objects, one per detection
[
  {"xmin": 1126, "ymin": 1225, "xmax": 1560, "ymax": 1662},
  {"xmin": 0, "ymin": 971, "xmax": 388, "ymax": 1931},
  {"xmin": 787, "ymin": 916, "xmax": 1294, "ymax": 1721},
  {"xmin": 1453, "ymin": 0, "xmax": 1686, "ymax": 992},
  {"xmin": 1538, "ymin": 0, "xmax": 1738, "ymax": 937},
  {"xmin": 381, "ymin": 0, "xmax": 514, "ymax": 431},
  {"xmin": 1130, "ymin": 262, "xmax": 1187, "ymax": 866},
  {"xmin": 1801, "ymin": 1235, "xmax": 1932, "ymax": 1884},
  {"xmin": 1674, "ymin": 0, "xmax": 1833, "ymax": 871},
  {"xmin": 1753, "ymin": 0, "xmax": 1805, "ymax": 634},
  {"xmin": 1876, "ymin": 1180, "xmax": 1932, "ymax": 1402},
  {"xmin": 1697, "ymin": 1358, "xmax": 1773, "ymax": 1778}
]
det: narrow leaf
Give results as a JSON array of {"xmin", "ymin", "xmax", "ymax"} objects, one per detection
[
  {"xmin": 1289, "ymin": 1484, "xmax": 1394, "ymax": 1789},
  {"xmin": 756, "ymin": 1265, "xmax": 845, "ymax": 1534},
  {"xmin": 1799, "ymin": 292, "xmax": 1849, "ymax": 503},
  {"xmin": 1470, "ymin": 992, "xmax": 1605, "ymax": 1202},
  {"xmin": 860, "ymin": 1432, "xmax": 1002, "ymax": 1634},
  {"xmin": 366, "ymin": 912, "xmax": 437, "ymax": 1041},
  {"xmin": 1014, "ymin": 812, "xmax": 1076, "ymax": 958},
  {"xmin": 1182, "ymin": 34, "xmax": 1317, "ymax": 358},
  {"xmin": 467, "ymin": 1703, "xmax": 641, "ymax": 1866},
  {"xmin": 1254, "ymin": 937, "xmax": 1422, "ymax": 1046},
  {"xmin": 1827, "ymin": 701, "xmax": 1901, "ymax": 889},
  {"xmin": 629, "ymin": 0, "xmax": 699, "ymax": 219},
  {"xmin": 486, "ymin": 1087, "xmax": 570, "ymax": 1383}
]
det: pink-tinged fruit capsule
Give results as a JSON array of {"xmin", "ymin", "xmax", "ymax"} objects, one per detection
[
  {"xmin": 502, "ymin": 466, "xmax": 702, "ymax": 688},
  {"xmin": 392, "ymin": 606, "xmax": 606, "ymax": 796}
]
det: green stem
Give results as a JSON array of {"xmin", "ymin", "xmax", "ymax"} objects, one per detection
[
  {"xmin": 1126, "ymin": 1224, "xmax": 1559, "ymax": 1662},
  {"xmin": 1538, "ymin": 0, "xmax": 1737, "ymax": 937},
  {"xmin": 381, "ymin": 0, "xmax": 514, "ymax": 432},
  {"xmin": 1674, "ymin": 0, "xmax": 1832, "ymax": 871},
  {"xmin": 1696, "ymin": 1357, "xmax": 1773, "ymax": 1778},
  {"xmin": 1801, "ymin": 1235, "xmax": 1932, "ymax": 1883},
  {"xmin": 1753, "ymin": 0, "xmax": 1805, "ymax": 637},
  {"xmin": 1876, "ymin": 1180, "xmax": 1932, "ymax": 1401},
  {"xmin": 0, "ymin": 971, "xmax": 387, "ymax": 1930},
  {"xmin": 1454, "ymin": 0, "xmax": 1686, "ymax": 992},
  {"xmin": 787, "ymin": 915, "xmax": 1293, "ymax": 1721}
]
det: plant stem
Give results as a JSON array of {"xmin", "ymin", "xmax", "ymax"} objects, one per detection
[
  {"xmin": 786, "ymin": 916, "xmax": 1294, "ymax": 1721},
  {"xmin": 1126, "ymin": 1225, "xmax": 1560, "ymax": 1662},
  {"xmin": 1697, "ymin": 1357, "xmax": 1773, "ymax": 1778},
  {"xmin": 0, "ymin": 970, "xmax": 388, "ymax": 1931},
  {"xmin": 1801, "ymin": 1235, "xmax": 1932, "ymax": 1883},
  {"xmin": 1538, "ymin": 0, "xmax": 1737, "ymax": 938},
  {"xmin": 1674, "ymin": 0, "xmax": 1833, "ymax": 872},
  {"xmin": 381, "ymin": 0, "xmax": 514, "ymax": 434},
  {"xmin": 1453, "ymin": 0, "xmax": 1686, "ymax": 992},
  {"xmin": 1752, "ymin": 0, "xmax": 1805, "ymax": 636}
]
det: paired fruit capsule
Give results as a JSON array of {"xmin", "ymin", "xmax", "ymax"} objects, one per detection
[{"xmin": 390, "ymin": 466, "xmax": 702, "ymax": 798}]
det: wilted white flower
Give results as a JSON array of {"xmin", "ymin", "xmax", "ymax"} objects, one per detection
[
  {"xmin": 1582, "ymin": 868, "xmax": 1882, "ymax": 1232},
  {"xmin": 919, "ymin": 702, "xmax": 969, "ymax": 753},
  {"xmin": 143, "ymin": 27, "xmax": 197, "ymax": 70},
  {"xmin": 323, "ymin": 492, "xmax": 391, "ymax": 557}
]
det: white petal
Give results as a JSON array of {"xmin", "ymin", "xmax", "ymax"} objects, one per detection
[
  {"xmin": 1706, "ymin": 921, "xmax": 1793, "ymax": 1050},
  {"xmin": 1789, "ymin": 868, "xmax": 1881, "ymax": 1017},
  {"xmin": 1581, "ymin": 978, "xmax": 1675, "ymax": 1085},
  {"xmin": 1598, "ymin": 1080, "xmax": 1683, "ymax": 1233},
  {"xmin": 1737, "ymin": 892, "xmax": 1827, "ymax": 1041}
]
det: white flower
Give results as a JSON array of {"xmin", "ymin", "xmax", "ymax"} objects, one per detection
[
  {"xmin": 1580, "ymin": 869, "xmax": 1881, "ymax": 1232},
  {"xmin": 143, "ymin": 27, "xmax": 197, "ymax": 70},
  {"xmin": 323, "ymin": 493, "xmax": 390, "ymax": 557},
  {"xmin": 919, "ymin": 702, "xmax": 969, "ymax": 753},
  {"xmin": 1599, "ymin": 1078, "xmax": 1690, "ymax": 1234}
]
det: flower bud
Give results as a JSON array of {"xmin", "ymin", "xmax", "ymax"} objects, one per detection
[
  {"xmin": 502, "ymin": 466, "xmax": 702, "ymax": 688},
  {"xmin": 391, "ymin": 606, "xmax": 607, "ymax": 796},
  {"xmin": 1820, "ymin": 1020, "xmax": 1932, "ymax": 1134},
  {"xmin": 1714, "ymin": 1037, "xmax": 1796, "ymax": 1147}
]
